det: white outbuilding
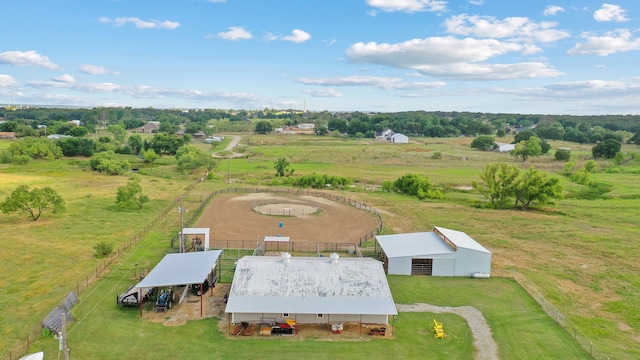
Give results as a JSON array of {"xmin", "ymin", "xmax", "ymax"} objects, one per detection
[
  {"xmin": 391, "ymin": 133, "xmax": 409, "ymax": 143},
  {"xmin": 375, "ymin": 226, "xmax": 491, "ymax": 277},
  {"xmin": 225, "ymin": 254, "xmax": 397, "ymax": 325}
]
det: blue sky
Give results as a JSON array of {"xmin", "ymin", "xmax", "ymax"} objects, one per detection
[{"xmin": 1, "ymin": 0, "xmax": 639, "ymax": 115}]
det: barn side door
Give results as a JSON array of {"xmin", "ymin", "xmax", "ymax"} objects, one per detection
[{"xmin": 411, "ymin": 258, "xmax": 433, "ymax": 275}]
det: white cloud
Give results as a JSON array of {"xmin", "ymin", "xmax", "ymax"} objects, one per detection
[
  {"xmin": 217, "ymin": 26, "xmax": 253, "ymax": 40},
  {"xmin": 543, "ymin": 5, "xmax": 564, "ymax": 16},
  {"xmin": 99, "ymin": 16, "xmax": 180, "ymax": 29},
  {"xmin": 302, "ymin": 88, "xmax": 343, "ymax": 97},
  {"xmin": 0, "ymin": 74, "xmax": 18, "ymax": 88},
  {"xmin": 444, "ymin": 14, "xmax": 569, "ymax": 43},
  {"xmin": 298, "ymin": 75, "xmax": 402, "ymax": 87},
  {"xmin": 544, "ymin": 80, "xmax": 640, "ymax": 98},
  {"xmin": 366, "ymin": 0, "xmax": 447, "ymax": 13},
  {"xmin": 568, "ymin": 29, "xmax": 640, "ymax": 56},
  {"xmin": 469, "ymin": 0, "xmax": 484, "ymax": 5},
  {"xmin": 281, "ymin": 29, "xmax": 312, "ymax": 43},
  {"xmin": 53, "ymin": 74, "xmax": 76, "ymax": 83},
  {"xmin": 411, "ymin": 62, "xmax": 562, "ymax": 80},
  {"xmin": 346, "ymin": 36, "xmax": 562, "ymax": 80},
  {"xmin": 348, "ymin": 37, "xmax": 522, "ymax": 66},
  {"xmin": 80, "ymin": 64, "xmax": 111, "ymax": 75},
  {"xmin": 297, "ymin": 75, "xmax": 446, "ymax": 90},
  {"xmin": 593, "ymin": 4, "xmax": 629, "ymax": 22},
  {"xmin": 29, "ymin": 79, "xmax": 121, "ymax": 92},
  {"xmin": 0, "ymin": 50, "xmax": 59, "ymax": 69}
]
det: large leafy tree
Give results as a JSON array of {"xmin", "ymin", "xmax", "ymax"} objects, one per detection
[
  {"xmin": 511, "ymin": 136, "xmax": 542, "ymax": 162},
  {"xmin": 470, "ymin": 135, "xmax": 496, "ymax": 151},
  {"xmin": 384, "ymin": 173, "xmax": 444, "ymax": 200},
  {"xmin": 592, "ymin": 139, "xmax": 621, "ymax": 159},
  {"xmin": 8, "ymin": 137, "xmax": 63, "ymax": 160},
  {"xmin": 473, "ymin": 163, "xmax": 562, "ymax": 210},
  {"xmin": 254, "ymin": 121, "xmax": 273, "ymax": 134},
  {"xmin": 127, "ymin": 134, "xmax": 143, "ymax": 155},
  {"xmin": 116, "ymin": 179, "xmax": 149, "ymax": 209},
  {"xmin": 513, "ymin": 167, "xmax": 563, "ymax": 209},
  {"xmin": 472, "ymin": 163, "xmax": 520, "ymax": 209},
  {"xmin": 146, "ymin": 133, "xmax": 186, "ymax": 155},
  {"xmin": 175, "ymin": 145, "xmax": 215, "ymax": 174},
  {"xmin": 0, "ymin": 185, "xmax": 66, "ymax": 221}
]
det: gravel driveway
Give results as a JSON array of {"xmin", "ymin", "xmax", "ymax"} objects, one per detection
[{"xmin": 396, "ymin": 303, "xmax": 499, "ymax": 360}]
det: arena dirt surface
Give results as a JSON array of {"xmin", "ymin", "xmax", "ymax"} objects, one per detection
[{"xmin": 193, "ymin": 193, "xmax": 380, "ymax": 244}]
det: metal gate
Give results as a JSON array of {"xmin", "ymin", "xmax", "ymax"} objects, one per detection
[{"xmin": 411, "ymin": 258, "xmax": 433, "ymax": 275}]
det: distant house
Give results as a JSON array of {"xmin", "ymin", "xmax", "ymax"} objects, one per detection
[
  {"xmin": 136, "ymin": 122, "xmax": 160, "ymax": 133},
  {"xmin": 376, "ymin": 226, "xmax": 491, "ymax": 277},
  {"xmin": 495, "ymin": 142, "xmax": 515, "ymax": 152},
  {"xmin": 225, "ymin": 254, "xmax": 397, "ymax": 325},
  {"xmin": 192, "ymin": 132, "xmax": 207, "ymax": 139},
  {"xmin": 376, "ymin": 129, "xmax": 395, "ymax": 141},
  {"xmin": 391, "ymin": 133, "xmax": 409, "ymax": 144},
  {"xmin": 69, "ymin": 120, "xmax": 82, "ymax": 126}
]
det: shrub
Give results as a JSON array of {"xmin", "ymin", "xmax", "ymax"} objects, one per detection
[
  {"xmin": 93, "ymin": 242, "xmax": 113, "ymax": 258},
  {"xmin": 554, "ymin": 148, "xmax": 571, "ymax": 161}
]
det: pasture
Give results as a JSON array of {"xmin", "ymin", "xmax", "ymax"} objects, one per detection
[{"xmin": 2, "ymin": 134, "xmax": 640, "ymax": 359}]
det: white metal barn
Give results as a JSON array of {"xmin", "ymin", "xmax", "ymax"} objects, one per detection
[
  {"xmin": 391, "ymin": 133, "xmax": 409, "ymax": 144},
  {"xmin": 225, "ymin": 254, "xmax": 397, "ymax": 325},
  {"xmin": 375, "ymin": 226, "xmax": 491, "ymax": 277}
]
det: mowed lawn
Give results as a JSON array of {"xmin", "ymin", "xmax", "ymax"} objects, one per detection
[{"xmin": 4, "ymin": 135, "xmax": 640, "ymax": 359}]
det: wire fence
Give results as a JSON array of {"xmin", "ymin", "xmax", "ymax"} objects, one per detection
[
  {"xmin": 170, "ymin": 187, "xmax": 384, "ymax": 249},
  {"xmin": 5, "ymin": 185, "xmax": 609, "ymax": 360},
  {"xmin": 492, "ymin": 270, "xmax": 608, "ymax": 360},
  {"xmin": 1, "ymin": 176, "xmax": 200, "ymax": 360}
]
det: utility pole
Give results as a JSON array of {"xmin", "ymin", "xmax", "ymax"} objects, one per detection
[
  {"xmin": 178, "ymin": 196, "xmax": 185, "ymax": 253},
  {"xmin": 60, "ymin": 313, "xmax": 69, "ymax": 360}
]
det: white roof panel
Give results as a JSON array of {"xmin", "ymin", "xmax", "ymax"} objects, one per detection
[
  {"xmin": 136, "ymin": 250, "xmax": 222, "ymax": 288},
  {"xmin": 375, "ymin": 232, "xmax": 454, "ymax": 258},
  {"xmin": 225, "ymin": 256, "xmax": 397, "ymax": 316},
  {"xmin": 434, "ymin": 226, "xmax": 491, "ymax": 253}
]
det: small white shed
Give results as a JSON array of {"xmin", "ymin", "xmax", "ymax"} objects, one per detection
[
  {"xmin": 375, "ymin": 226, "xmax": 491, "ymax": 277},
  {"xmin": 391, "ymin": 133, "xmax": 409, "ymax": 144},
  {"xmin": 495, "ymin": 142, "xmax": 515, "ymax": 152}
]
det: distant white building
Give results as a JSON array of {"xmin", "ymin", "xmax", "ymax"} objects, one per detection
[
  {"xmin": 204, "ymin": 136, "xmax": 223, "ymax": 144},
  {"xmin": 225, "ymin": 254, "xmax": 397, "ymax": 325},
  {"xmin": 297, "ymin": 123, "xmax": 315, "ymax": 130},
  {"xmin": 376, "ymin": 226, "xmax": 491, "ymax": 277},
  {"xmin": 391, "ymin": 133, "xmax": 409, "ymax": 144},
  {"xmin": 495, "ymin": 142, "xmax": 515, "ymax": 152}
]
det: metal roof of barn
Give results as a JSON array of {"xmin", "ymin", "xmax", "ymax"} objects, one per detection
[
  {"xmin": 375, "ymin": 226, "xmax": 490, "ymax": 258},
  {"xmin": 376, "ymin": 232, "xmax": 454, "ymax": 258},
  {"xmin": 225, "ymin": 255, "xmax": 397, "ymax": 315},
  {"xmin": 135, "ymin": 250, "xmax": 222, "ymax": 288}
]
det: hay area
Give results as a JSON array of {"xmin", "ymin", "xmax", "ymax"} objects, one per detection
[{"xmin": 194, "ymin": 193, "xmax": 380, "ymax": 244}]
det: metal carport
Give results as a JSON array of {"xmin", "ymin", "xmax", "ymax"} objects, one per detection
[{"xmin": 135, "ymin": 250, "xmax": 222, "ymax": 317}]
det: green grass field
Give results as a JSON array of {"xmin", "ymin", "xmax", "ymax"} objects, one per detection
[{"xmin": 2, "ymin": 134, "xmax": 640, "ymax": 359}]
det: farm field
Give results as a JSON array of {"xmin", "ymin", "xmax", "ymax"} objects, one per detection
[{"xmin": 2, "ymin": 134, "xmax": 640, "ymax": 359}]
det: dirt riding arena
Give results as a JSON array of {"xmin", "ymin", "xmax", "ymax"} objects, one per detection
[{"xmin": 193, "ymin": 193, "xmax": 380, "ymax": 248}]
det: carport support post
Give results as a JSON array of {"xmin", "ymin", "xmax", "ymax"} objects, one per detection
[
  {"xmin": 139, "ymin": 288, "xmax": 143, "ymax": 317},
  {"xmin": 200, "ymin": 284, "xmax": 204, "ymax": 317}
]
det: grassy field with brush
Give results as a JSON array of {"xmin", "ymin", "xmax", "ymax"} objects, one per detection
[{"xmin": 2, "ymin": 134, "xmax": 639, "ymax": 359}]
